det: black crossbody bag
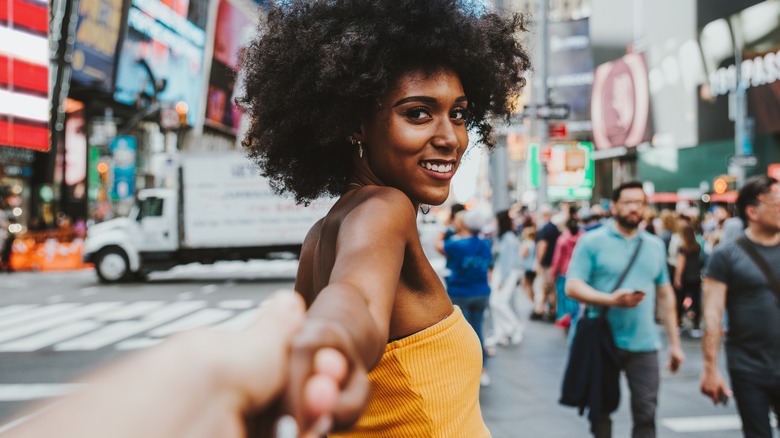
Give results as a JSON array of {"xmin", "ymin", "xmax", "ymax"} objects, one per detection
[{"xmin": 736, "ymin": 236, "xmax": 780, "ymax": 308}]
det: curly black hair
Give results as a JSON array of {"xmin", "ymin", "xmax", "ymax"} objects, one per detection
[{"xmin": 238, "ymin": 0, "xmax": 530, "ymax": 204}]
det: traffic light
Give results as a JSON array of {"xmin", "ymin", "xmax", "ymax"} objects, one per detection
[
  {"xmin": 175, "ymin": 101, "xmax": 188, "ymax": 126},
  {"xmin": 713, "ymin": 175, "xmax": 736, "ymax": 194},
  {"xmin": 97, "ymin": 161, "xmax": 109, "ymax": 185}
]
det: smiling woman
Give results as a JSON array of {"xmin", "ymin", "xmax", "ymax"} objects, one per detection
[{"xmin": 237, "ymin": 0, "xmax": 530, "ymax": 436}]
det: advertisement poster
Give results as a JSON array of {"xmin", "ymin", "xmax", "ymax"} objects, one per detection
[
  {"xmin": 528, "ymin": 142, "xmax": 595, "ymax": 200},
  {"xmin": 205, "ymin": 0, "xmax": 256, "ymax": 132},
  {"xmin": 548, "ymin": 18, "xmax": 594, "ymax": 140},
  {"xmin": 71, "ymin": 0, "xmax": 124, "ymax": 93},
  {"xmin": 0, "ymin": 0, "xmax": 49, "ymax": 151},
  {"xmin": 113, "ymin": 0, "xmax": 206, "ymax": 126},
  {"xmin": 110, "ymin": 136, "xmax": 137, "ymax": 200},
  {"xmin": 591, "ymin": 53, "xmax": 651, "ymax": 150}
]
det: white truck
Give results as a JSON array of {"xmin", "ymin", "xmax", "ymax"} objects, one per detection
[{"xmin": 83, "ymin": 152, "xmax": 332, "ymax": 283}]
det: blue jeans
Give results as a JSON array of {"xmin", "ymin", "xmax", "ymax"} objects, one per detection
[
  {"xmin": 450, "ymin": 295, "xmax": 489, "ymax": 365},
  {"xmin": 729, "ymin": 370, "xmax": 780, "ymax": 438}
]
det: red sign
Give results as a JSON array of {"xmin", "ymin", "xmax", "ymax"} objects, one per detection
[
  {"xmin": 769, "ymin": 164, "xmax": 780, "ymax": 180},
  {"xmin": 548, "ymin": 123, "xmax": 568, "ymax": 139},
  {"xmin": 539, "ymin": 145, "xmax": 552, "ymax": 163}
]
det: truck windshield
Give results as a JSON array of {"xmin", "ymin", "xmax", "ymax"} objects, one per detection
[{"xmin": 138, "ymin": 197, "xmax": 164, "ymax": 220}]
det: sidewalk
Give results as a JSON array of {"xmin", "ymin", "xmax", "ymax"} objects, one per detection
[{"xmin": 479, "ymin": 295, "xmax": 741, "ymax": 437}]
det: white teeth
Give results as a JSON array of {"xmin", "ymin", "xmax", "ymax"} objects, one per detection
[{"xmin": 421, "ymin": 162, "xmax": 453, "ymax": 173}]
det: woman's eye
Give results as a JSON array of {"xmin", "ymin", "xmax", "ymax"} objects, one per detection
[
  {"xmin": 405, "ymin": 107, "xmax": 432, "ymax": 121},
  {"xmin": 450, "ymin": 108, "xmax": 469, "ymax": 122}
]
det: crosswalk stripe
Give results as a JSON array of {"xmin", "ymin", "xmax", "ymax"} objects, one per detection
[
  {"xmin": 54, "ymin": 301, "xmax": 207, "ymax": 351},
  {"xmin": 94, "ymin": 301, "xmax": 165, "ymax": 321},
  {"xmin": 0, "ymin": 304, "xmax": 38, "ymax": 318},
  {"xmin": 0, "ymin": 384, "xmax": 84, "ymax": 401},
  {"xmin": 662, "ymin": 414, "xmax": 777, "ymax": 432},
  {"xmin": 149, "ymin": 308, "xmax": 234, "ymax": 337},
  {"xmin": 0, "ymin": 302, "xmax": 122, "ymax": 344},
  {"xmin": 0, "ymin": 304, "xmax": 80, "ymax": 330},
  {"xmin": 217, "ymin": 299, "xmax": 255, "ymax": 310},
  {"xmin": 0, "ymin": 321, "xmax": 103, "ymax": 352}
]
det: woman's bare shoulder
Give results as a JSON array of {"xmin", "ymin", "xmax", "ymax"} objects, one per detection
[{"xmin": 342, "ymin": 186, "xmax": 417, "ymax": 227}]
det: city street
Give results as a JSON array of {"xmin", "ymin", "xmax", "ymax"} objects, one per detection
[{"xmin": 0, "ymin": 263, "xmax": 747, "ymax": 437}]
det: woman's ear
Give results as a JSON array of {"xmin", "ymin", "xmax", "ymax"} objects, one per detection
[{"xmin": 351, "ymin": 125, "xmax": 366, "ymax": 143}]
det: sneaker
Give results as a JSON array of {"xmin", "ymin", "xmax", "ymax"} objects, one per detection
[
  {"xmin": 530, "ymin": 311, "xmax": 544, "ymax": 321},
  {"xmin": 689, "ymin": 329, "xmax": 702, "ymax": 338},
  {"xmin": 510, "ymin": 330, "xmax": 524, "ymax": 345},
  {"xmin": 480, "ymin": 371, "xmax": 491, "ymax": 387}
]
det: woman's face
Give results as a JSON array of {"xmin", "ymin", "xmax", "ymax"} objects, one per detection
[{"xmin": 358, "ymin": 68, "xmax": 469, "ymax": 206}]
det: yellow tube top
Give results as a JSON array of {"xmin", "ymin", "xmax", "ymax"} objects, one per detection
[{"xmin": 330, "ymin": 306, "xmax": 491, "ymax": 438}]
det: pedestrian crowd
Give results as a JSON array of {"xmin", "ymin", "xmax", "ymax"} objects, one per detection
[{"xmin": 431, "ymin": 176, "xmax": 778, "ymax": 438}]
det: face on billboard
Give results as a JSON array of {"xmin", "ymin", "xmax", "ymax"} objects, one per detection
[
  {"xmin": 591, "ymin": 53, "xmax": 650, "ymax": 150},
  {"xmin": 64, "ymin": 109, "xmax": 88, "ymax": 187}
]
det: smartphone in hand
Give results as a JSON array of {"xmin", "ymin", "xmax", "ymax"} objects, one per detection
[
  {"xmin": 718, "ymin": 392, "xmax": 729, "ymax": 406},
  {"xmin": 633, "ymin": 290, "xmax": 646, "ymax": 296}
]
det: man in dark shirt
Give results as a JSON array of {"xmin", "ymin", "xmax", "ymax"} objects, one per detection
[
  {"xmin": 701, "ymin": 175, "xmax": 780, "ymax": 438},
  {"xmin": 532, "ymin": 205, "xmax": 561, "ymax": 319}
]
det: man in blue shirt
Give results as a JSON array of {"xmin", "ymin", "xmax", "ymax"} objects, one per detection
[{"xmin": 566, "ymin": 181, "xmax": 685, "ymax": 438}]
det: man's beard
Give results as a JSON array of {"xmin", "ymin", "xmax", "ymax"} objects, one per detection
[{"xmin": 615, "ymin": 214, "xmax": 641, "ymax": 230}]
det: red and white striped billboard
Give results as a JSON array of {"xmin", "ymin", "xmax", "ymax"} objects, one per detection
[{"xmin": 0, "ymin": 0, "xmax": 49, "ymax": 152}]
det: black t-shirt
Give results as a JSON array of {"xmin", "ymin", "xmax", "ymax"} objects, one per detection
[
  {"xmin": 536, "ymin": 221, "xmax": 561, "ymax": 268},
  {"xmin": 705, "ymin": 235, "xmax": 780, "ymax": 376},
  {"xmin": 680, "ymin": 247, "xmax": 702, "ymax": 283}
]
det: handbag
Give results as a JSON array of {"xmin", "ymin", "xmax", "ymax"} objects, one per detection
[
  {"xmin": 559, "ymin": 237, "xmax": 644, "ymax": 430},
  {"xmin": 736, "ymin": 236, "xmax": 780, "ymax": 307}
]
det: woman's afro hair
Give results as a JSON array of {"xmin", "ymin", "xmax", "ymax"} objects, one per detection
[{"xmin": 238, "ymin": 0, "xmax": 531, "ymax": 204}]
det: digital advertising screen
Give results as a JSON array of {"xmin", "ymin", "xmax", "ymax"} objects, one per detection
[
  {"xmin": 113, "ymin": 0, "xmax": 206, "ymax": 126},
  {"xmin": 205, "ymin": 0, "xmax": 256, "ymax": 133},
  {"xmin": 71, "ymin": 0, "xmax": 125, "ymax": 93}
]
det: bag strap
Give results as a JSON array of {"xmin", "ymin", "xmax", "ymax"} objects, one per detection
[
  {"xmin": 736, "ymin": 236, "xmax": 780, "ymax": 306},
  {"xmin": 595, "ymin": 237, "xmax": 644, "ymax": 318}
]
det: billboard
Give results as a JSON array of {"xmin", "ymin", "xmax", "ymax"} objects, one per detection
[
  {"xmin": 0, "ymin": 0, "xmax": 49, "ymax": 151},
  {"xmin": 71, "ymin": 0, "xmax": 125, "ymax": 93},
  {"xmin": 548, "ymin": 18, "xmax": 593, "ymax": 139},
  {"xmin": 699, "ymin": 0, "xmax": 780, "ymax": 139},
  {"xmin": 114, "ymin": 0, "xmax": 207, "ymax": 126},
  {"xmin": 110, "ymin": 136, "xmax": 137, "ymax": 200},
  {"xmin": 205, "ymin": 0, "xmax": 256, "ymax": 133},
  {"xmin": 528, "ymin": 142, "xmax": 595, "ymax": 200},
  {"xmin": 591, "ymin": 53, "xmax": 651, "ymax": 151}
]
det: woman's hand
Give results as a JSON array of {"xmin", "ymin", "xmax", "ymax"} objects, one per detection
[{"xmin": 285, "ymin": 318, "xmax": 371, "ymax": 437}]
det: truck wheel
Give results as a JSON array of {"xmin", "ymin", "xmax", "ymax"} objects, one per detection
[{"xmin": 95, "ymin": 248, "xmax": 130, "ymax": 283}]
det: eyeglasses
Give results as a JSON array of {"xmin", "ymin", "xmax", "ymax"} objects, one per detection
[{"xmin": 617, "ymin": 200, "xmax": 646, "ymax": 208}]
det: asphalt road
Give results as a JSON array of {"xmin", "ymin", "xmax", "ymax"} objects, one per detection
[{"xmin": 0, "ymin": 264, "xmax": 748, "ymax": 437}]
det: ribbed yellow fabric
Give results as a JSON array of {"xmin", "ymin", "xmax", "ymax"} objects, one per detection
[{"xmin": 330, "ymin": 306, "xmax": 491, "ymax": 438}]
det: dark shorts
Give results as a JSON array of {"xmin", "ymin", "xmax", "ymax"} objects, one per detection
[{"xmin": 524, "ymin": 270, "xmax": 536, "ymax": 283}]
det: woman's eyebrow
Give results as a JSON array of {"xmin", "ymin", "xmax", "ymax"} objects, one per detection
[{"xmin": 392, "ymin": 95, "xmax": 469, "ymax": 107}]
